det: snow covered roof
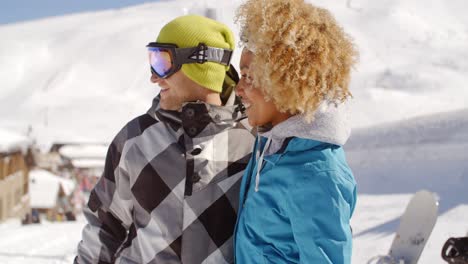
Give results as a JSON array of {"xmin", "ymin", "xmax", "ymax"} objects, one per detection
[
  {"xmin": 29, "ymin": 169, "xmax": 75, "ymax": 209},
  {"xmin": 71, "ymin": 158, "xmax": 105, "ymax": 169},
  {"xmin": 0, "ymin": 128, "xmax": 31, "ymax": 154},
  {"xmin": 59, "ymin": 144, "xmax": 108, "ymax": 159}
]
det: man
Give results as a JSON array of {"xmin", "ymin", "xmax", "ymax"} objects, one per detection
[{"xmin": 75, "ymin": 15, "xmax": 254, "ymax": 264}]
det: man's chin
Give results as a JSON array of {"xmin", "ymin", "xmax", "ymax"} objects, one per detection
[{"xmin": 159, "ymin": 102, "xmax": 181, "ymax": 111}]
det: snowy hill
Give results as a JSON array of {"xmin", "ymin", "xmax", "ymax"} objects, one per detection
[
  {"xmin": 0, "ymin": 0, "xmax": 467, "ymax": 263},
  {"xmin": 347, "ymin": 109, "xmax": 468, "ymax": 148},
  {"xmin": 1, "ymin": 0, "xmax": 467, "ymax": 145},
  {"xmin": 0, "ymin": 0, "xmax": 243, "ymax": 146},
  {"xmin": 347, "ymin": 108, "xmax": 468, "ymax": 199}
]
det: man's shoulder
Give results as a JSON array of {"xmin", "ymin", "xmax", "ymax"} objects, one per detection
[{"xmin": 111, "ymin": 113, "xmax": 159, "ymax": 149}]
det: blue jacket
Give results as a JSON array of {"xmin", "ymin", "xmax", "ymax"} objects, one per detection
[{"xmin": 234, "ymin": 104, "xmax": 357, "ymax": 264}]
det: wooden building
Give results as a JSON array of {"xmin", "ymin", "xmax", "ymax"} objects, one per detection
[{"xmin": 0, "ymin": 129, "xmax": 32, "ymax": 222}]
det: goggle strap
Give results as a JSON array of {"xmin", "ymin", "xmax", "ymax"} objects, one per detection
[
  {"xmin": 189, "ymin": 46, "xmax": 232, "ymax": 66},
  {"xmin": 177, "ymin": 44, "xmax": 233, "ymax": 66}
]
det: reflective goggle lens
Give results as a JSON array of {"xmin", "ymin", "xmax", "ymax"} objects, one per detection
[{"xmin": 148, "ymin": 48, "xmax": 173, "ymax": 77}]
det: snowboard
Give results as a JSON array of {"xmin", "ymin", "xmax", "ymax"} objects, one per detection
[{"xmin": 368, "ymin": 190, "xmax": 439, "ymax": 264}]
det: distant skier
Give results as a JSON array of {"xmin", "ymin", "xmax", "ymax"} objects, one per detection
[
  {"xmin": 75, "ymin": 15, "xmax": 254, "ymax": 264},
  {"xmin": 233, "ymin": 0, "xmax": 358, "ymax": 263}
]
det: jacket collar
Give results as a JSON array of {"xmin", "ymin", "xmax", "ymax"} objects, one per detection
[
  {"xmin": 147, "ymin": 92, "xmax": 245, "ymax": 137},
  {"xmin": 260, "ymin": 101, "xmax": 351, "ymax": 146},
  {"xmin": 257, "ymin": 101, "xmax": 351, "ymax": 156}
]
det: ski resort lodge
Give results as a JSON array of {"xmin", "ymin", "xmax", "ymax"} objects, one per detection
[{"xmin": 0, "ymin": 128, "xmax": 32, "ymax": 222}]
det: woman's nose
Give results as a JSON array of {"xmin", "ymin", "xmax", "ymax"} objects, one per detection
[{"xmin": 235, "ymin": 81, "xmax": 245, "ymax": 98}]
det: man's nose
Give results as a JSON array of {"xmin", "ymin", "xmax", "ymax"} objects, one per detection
[{"xmin": 151, "ymin": 73, "xmax": 161, "ymax": 83}]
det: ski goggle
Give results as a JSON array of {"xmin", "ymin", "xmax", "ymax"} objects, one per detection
[{"xmin": 146, "ymin": 42, "xmax": 233, "ymax": 79}]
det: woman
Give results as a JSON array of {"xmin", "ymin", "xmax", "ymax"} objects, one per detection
[{"xmin": 233, "ymin": 0, "xmax": 358, "ymax": 263}]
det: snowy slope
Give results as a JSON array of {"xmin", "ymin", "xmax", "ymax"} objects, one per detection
[
  {"xmin": 319, "ymin": 0, "xmax": 468, "ymax": 128},
  {"xmin": 1, "ymin": 0, "xmax": 467, "ymax": 145},
  {"xmin": 346, "ymin": 108, "xmax": 468, "ymax": 200},
  {"xmin": 0, "ymin": 0, "xmax": 243, "ymax": 147}
]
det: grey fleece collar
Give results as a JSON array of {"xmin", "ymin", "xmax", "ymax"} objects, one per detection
[{"xmin": 259, "ymin": 102, "xmax": 351, "ymax": 155}]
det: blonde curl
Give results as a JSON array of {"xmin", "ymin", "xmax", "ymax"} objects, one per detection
[{"xmin": 235, "ymin": 0, "xmax": 358, "ymax": 118}]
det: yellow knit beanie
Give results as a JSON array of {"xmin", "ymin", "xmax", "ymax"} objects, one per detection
[{"xmin": 156, "ymin": 15, "xmax": 235, "ymax": 93}]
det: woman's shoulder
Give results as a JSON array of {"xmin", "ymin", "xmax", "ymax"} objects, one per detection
[
  {"xmin": 276, "ymin": 138, "xmax": 354, "ymax": 181},
  {"xmin": 279, "ymin": 137, "xmax": 343, "ymax": 166}
]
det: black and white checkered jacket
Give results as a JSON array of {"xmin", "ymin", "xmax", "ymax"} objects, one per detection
[{"xmin": 75, "ymin": 94, "xmax": 254, "ymax": 264}]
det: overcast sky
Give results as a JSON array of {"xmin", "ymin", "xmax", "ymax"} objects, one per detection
[{"xmin": 0, "ymin": 0, "xmax": 160, "ymax": 25}]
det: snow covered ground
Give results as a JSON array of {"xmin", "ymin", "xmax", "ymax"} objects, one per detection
[
  {"xmin": 0, "ymin": 0, "xmax": 467, "ymax": 263},
  {"xmin": 347, "ymin": 109, "xmax": 468, "ymax": 263},
  {"xmin": 0, "ymin": 216, "xmax": 84, "ymax": 264}
]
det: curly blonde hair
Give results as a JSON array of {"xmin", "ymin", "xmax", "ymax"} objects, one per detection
[{"xmin": 235, "ymin": 0, "xmax": 358, "ymax": 117}]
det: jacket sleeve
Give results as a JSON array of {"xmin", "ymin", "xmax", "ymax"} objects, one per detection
[
  {"xmin": 287, "ymin": 170, "xmax": 356, "ymax": 264},
  {"xmin": 75, "ymin": 140, "xmax": 133, "ymax": 264}
]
